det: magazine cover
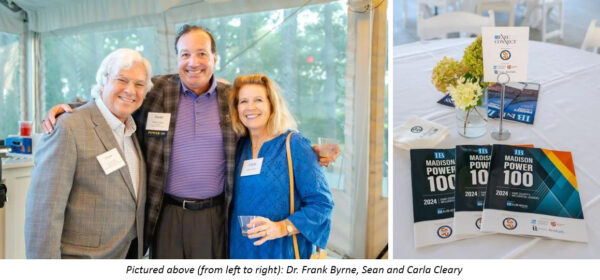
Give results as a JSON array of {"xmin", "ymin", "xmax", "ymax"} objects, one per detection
[
  {"xmin": 438, "ymin": 82, "xmax": 540, "ymax": 125},
  {"xmin": 481, "ymin": 145, "xmax": 588, "ymax": 242},
  {"xmin": 487, "ymin": 82, "xmax": 540, "ymax": 124},
  {"xmin": 500, "ymin": 82, "xmax": 540, "ymax": 124},
  {"xmin": 410, "ymin": 148, "xmax": 457, "ymax": 248},
  {"xmin": 453, "ymin": 145, "xmax": 492, "ymax": 239}
]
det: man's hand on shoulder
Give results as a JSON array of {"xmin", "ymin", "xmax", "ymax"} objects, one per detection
[{"xmin": 42, "ymin": 104, "xmax": 73, "ymax": 134}]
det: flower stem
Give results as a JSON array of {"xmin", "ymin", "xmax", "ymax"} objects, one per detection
[
  {"xmin": 473, "ymin": 107, "xmax": 488, "ymax": 122},
  {"xmin": 464, "ymin": 108, "xmax": 471, "ymax": 135}
]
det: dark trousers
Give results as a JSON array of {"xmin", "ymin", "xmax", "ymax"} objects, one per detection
[
  {"xmin": 126, "ymin": 238, "xmax": 138, "ymax": 259},
  {"xmin": 151, "ymin": 197, "xmax": 226, "ymax": 259}
]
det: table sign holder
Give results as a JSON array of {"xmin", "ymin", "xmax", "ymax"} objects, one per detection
[
  {"xmin": 491, "ymin": 73, "xmax": 511, "ymax": 140},
  {"xmin": 482, "ymin": 27, "xmax": 529, "ymax": 141}
]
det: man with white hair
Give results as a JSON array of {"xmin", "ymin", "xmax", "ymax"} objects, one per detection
[{"xmin": 25, "ymin": 48, "xmax": 152, "ymax": 259}]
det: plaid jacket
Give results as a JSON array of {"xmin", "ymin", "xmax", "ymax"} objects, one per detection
[{"xmin": 133, "ymin": 74, "xmax": 237, "ymax": 252}]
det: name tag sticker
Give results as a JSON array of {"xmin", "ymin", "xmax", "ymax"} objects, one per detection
[
  {"xmin": 146, "ymin": 112, "xmax": 171, "ymax": 137},
  {"xmin": 240, "ymin": 158, "xmax": 264, "ymax": 177},
  {"xmin": 96, "ymin": 148, "xmax": 126, "ymax": 175}
]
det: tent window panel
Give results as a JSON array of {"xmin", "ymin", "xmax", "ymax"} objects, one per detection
[
  {"xmin": 383, "ymin": 69, "xmax": 389, "ymax": 198},
  {"xmin": 180, "ymin": 1, "xmax": 347, "ymax": 189},
  {"xmin": 41, "ymin": 27, "xmax": 160, "ymax": 114},
  {"xmin": 0, "ymin": 32, "xmax": 21, "ymax": 139}
]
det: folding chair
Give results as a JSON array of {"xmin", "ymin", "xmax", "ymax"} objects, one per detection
[
  {"xmin": 581, "ymin": 20, "xmax": 600, "ymax": 53},
  {"xmin": 418, "ymin": 10, "xmax": 495, "ymax": 41}
]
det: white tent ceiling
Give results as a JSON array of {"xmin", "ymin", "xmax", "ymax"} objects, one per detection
[
  {"xmin": 11, "ymin": 0, "xmax": 78, "ymax": 9},
  {"xmin": 0, "ymin": 3, "xmax": 24, "ymax": 33},
  {"xmin": 4, "ymin": 0, "xmax": 334, "ymax": 33}
]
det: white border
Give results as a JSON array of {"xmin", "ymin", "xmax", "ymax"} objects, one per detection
[{"xmin": 481, "ymin": 209, "xmax": 588, "ymax": 243}]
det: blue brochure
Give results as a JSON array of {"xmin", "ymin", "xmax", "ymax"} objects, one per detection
[{"xmin": 437, "ymin": 82, "xmax": 540, "ymax": 125}]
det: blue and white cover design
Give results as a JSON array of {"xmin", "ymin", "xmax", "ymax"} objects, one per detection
[
  {"xmin": 481, "ymin": 145, "xmax": 588, "ymax": 243},
  {"xmin": 437, "ymin": 82, "xmax": 540, "ymax": 125}
]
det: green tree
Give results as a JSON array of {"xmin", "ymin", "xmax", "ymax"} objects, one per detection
[{"xmin": 0, "ymin": 32, "xmax": 21, "ymax": 139}]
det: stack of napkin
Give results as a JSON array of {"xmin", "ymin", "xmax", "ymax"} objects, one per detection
[{"xmin": 394, "ymin": 117, "xmax": 448, "ymax": 150}]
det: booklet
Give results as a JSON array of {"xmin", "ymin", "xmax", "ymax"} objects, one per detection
[
  {"xmin": 437, "ymin": 82, "xmax": 540, "ymax": 125},
  {"xmin": 480, "ymin": 145, "xmax": 588, "ymax": 243},
  {"xmin": 453, "ymin": 145, "xmax": 492, "ymax": 239},
  {"xmin": 487, "ymin": 82, "xmax": 540, "ymax": 124},
  {"xmin": 454, "ymin": 144, "xmax": 533, "ymax": 239},
  {"xmin": 410, "ymin": 148, "xmax": 457, "ymax": 248}
]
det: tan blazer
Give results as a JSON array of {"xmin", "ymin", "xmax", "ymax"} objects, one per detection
[{"xmin": 25, "ymin": 101, "xmax": 146, "ymax": 258}]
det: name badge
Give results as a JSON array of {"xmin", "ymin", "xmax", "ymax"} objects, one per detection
[
  {"xmin": 240, "ymin": 158, "xmax": 264, "ymax": 177},
  {"xmin": 96, "ymin": 148, "xmax": 126, "ymax": 175},
  {"xmin": 146, "ymin": 112, "xmax": 171, "ymax": 137}
]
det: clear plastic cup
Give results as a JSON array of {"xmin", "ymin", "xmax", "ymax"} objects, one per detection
[
  {"xmin": 238, "ymin": 215, "xmax": 259, "ymax": 236},
  {"xmin": 317, "ymin": 137, "xmax": 338, "ymax": 158}
]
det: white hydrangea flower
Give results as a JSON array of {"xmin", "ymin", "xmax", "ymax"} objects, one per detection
[{"xmin": 448, "ymin": 78, "xmax": 483, "ymax": 110}]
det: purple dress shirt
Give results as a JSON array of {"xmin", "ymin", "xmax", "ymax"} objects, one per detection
[{"xmin": 164, "ymin": 77, "xmax": 226, "ymax": 199}]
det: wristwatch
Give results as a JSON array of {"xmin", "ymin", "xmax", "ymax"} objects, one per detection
[{"xmin": 283, "ymin": 219, "xmax": 294, "ymax": 236}]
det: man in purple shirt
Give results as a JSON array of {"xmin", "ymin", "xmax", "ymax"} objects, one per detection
[
  {"xmin": 134, "ymin": 25, "xmax": 233, "ymax": 258},
  {"xmin": 43, "ymin": 25, "xmax": 337, "ymax": 259}
]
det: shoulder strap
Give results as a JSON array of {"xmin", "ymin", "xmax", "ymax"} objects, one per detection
[{"xmin": 285, "ymin": 131, "xmax": 300, "ymax": 259}]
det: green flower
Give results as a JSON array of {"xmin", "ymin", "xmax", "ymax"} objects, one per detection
[
  {"xmin": 462, "ymin": 35, "xmax": 493, "ymax": 88},
  {"xmin": 463, "ymin": 36, "xmax": 484, "ymax": 79},
  {"xmin": 431, "ymin": 57, "xmax": 467, "ymax": 93}
]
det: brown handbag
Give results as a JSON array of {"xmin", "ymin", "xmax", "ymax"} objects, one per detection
[{"xmin": 285, "ymin": 132, "xmax": 327, "ymax": 259}]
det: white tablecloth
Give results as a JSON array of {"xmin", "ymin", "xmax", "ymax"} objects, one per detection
[{"xmin": 393, "ymin": 38, "xmax": 600, "ymax": 258}]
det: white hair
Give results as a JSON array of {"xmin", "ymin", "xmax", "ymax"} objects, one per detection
[{"xmin": 90, "ymin": 48, "xmax": 153, "ymax": 98}]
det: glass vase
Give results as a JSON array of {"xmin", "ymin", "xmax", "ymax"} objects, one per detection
[{"xmin": 455, "ymin": 94, "xmax": 487, "ymax": 138}]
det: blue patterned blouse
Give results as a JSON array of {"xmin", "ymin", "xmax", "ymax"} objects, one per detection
[{"xmin": 229, "ymin": 130, "xmax": 334, "ymax": 259}]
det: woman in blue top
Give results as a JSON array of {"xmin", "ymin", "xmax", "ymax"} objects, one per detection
[{"xmin": 228, "ymin": 74, "xmax": 334, "ymax": 259}]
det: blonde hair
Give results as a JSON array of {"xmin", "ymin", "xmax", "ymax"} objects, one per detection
[{"xmin": 229, "ymin": 74, "xmax": 297, "ymax": 137}]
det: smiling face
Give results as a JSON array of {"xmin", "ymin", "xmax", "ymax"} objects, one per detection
[
  {"xmin": 100, "ymin": 62, "xmax": 148, "ymax": 123},
  {"xmin": 237, "ymin": 84, "xmax": 271, "ymax": 135},
  {"xmin": 176, "ymin": 30, "xmax": 217, "ymax": 95}
]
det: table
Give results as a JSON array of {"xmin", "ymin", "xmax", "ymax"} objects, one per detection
[
  {"xmin": 1, "ymin": 157, "xmax": 33, "ymax": 259},
  {"xmin": 393, "ymin": 38, "xmax": 600, "ymax": 258}
]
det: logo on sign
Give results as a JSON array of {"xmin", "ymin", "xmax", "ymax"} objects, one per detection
[
  {"xmin": 500, "ymin": 50, "xmax": 512, "ymax": 60},
  {"xmin": 494, "ymin": 34, "xmax": 517, "ymax": 45}
]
